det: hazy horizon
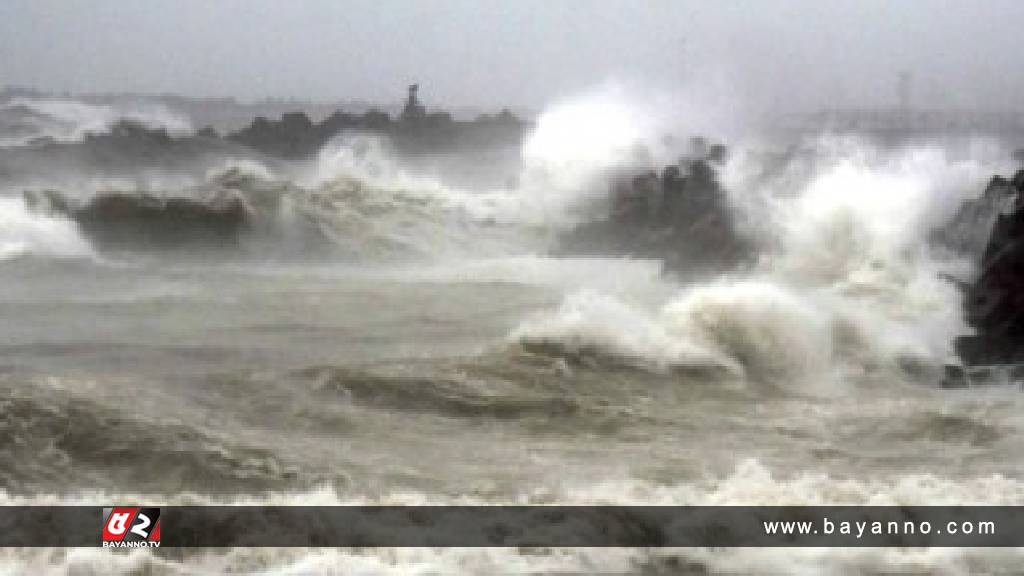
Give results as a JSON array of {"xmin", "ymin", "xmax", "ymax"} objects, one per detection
[{"xmin": 3, "ymin": 0, "xmax": 1024, "ymax": 114}]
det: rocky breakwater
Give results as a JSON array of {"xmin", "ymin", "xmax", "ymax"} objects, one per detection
[
  {"xmin": 228, "ymin": 85, "xmax": 527, "ymax": 160},
  {"xmin": 940, "ymin": 166, "xmax": 1024, "ymax": 385},
  {"xmin": 557, "ymin": 142, "xmax": 755, "ymax": 277}
]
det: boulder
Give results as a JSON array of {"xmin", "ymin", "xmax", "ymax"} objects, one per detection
[
  {"xmin": 195, "ymin": 125, "xmax": 219, "ymax": 138},
  {"xmin": 949, "ymin": 165, "xmax": 1024, "ymax": 370},
  {"xmin": 557, "ymin": 143, "xmax": 755, "ymax": 275},
  {"xmin": 933, "ymin": 174, "xmax": 1020, "ymax": 259}
]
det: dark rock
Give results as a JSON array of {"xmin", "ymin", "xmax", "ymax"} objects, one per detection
[
  {"xmin": 228, "ymin": 111, "xmax": 325, "ymax": 159},
  {"xmin": 955, "ymin": 335, "xmax": 1024, "ymax": 366},
  {"xmin": 280, "ymin": 111, "xmax": 313, "ymax": 129},
  {"xmin": 93, "ymin": 120, "xmax": 172, "ymax": 144},
  {"xmin": 707, "ymin": 143, "xmax": 728, "ymax": 165},
  {"xmin": 557, "ymin": 143, "xmax": 755, "ymax": 275},
  {"xmin": 1012, "ymin": 168, "xmax": 1024, "ymax": 192},
  {"xmin": 933, "ymin": 174, "xmax": 1019, "ymax": 259},
  {"xmin": 195, "ymin": 125, "xmax": 219, "ymax": 138},
  {"xmin": 947, "ymin": 164, "xmax": 1024, "ymax": 368},
  {"xmin": 360, "ymin": 109, "xmax": 391, "ymax": 131},
  {"xmin": 940, "ymin": 364, "xmax": 968, "ymax": 389}
]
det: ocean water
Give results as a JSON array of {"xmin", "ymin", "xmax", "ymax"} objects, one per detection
[{"xmin": 1, "ymin": 93, "xmax": 1023, "ymax": 574}]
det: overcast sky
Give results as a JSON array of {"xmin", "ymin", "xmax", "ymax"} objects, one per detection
[{"xmin": 2, "ymin": 0, "xmax": 1023, "ymax": 113}]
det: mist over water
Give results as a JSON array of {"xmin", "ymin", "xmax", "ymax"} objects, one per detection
[
  {"xmin": 0, "ymin": 98, "xmax": 193, "ymax": 147},
  {"xmin": 2, "ymin": 79, "xmax": 1024, "ymax": 574}
]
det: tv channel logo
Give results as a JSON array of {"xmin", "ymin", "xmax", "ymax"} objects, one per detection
[{"xmin": 102, "ymin": 507, "xmax": 161, "ymax": 548}]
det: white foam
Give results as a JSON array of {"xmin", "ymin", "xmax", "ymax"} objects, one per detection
[
  {"xmin": 513, "ymin": 136, "xmax": 1005, "ymax": 387},
  {"xmin": 0, "ymin": 197, "xmax": 93, "ymax": 261},
  {"xmin": 4, "ymin": 459, "xmax": 1023, "ymax": 574},
  {"xmin": 311, "ymin": 133, "xmax": 543, "ymax": 229},
  {"xmin": 519, "ymin": 83, "xmax": 658, "ymax": 192},
  {"xmin": 0, "ymin": 98, "xmax": 193, "ymax": 146},
  {"xmin": 308, "ymin": 84, "xmax": 699, "ymax": 230},
  {"xmin": 511, "ymin": 289, "xmax": 734, "ymax": 373}
]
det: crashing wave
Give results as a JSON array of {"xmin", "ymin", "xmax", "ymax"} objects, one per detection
[
  {"xmin": 16, "ymin": 160, "xmax": 541, "ymax": 260},
  {"xmin": 514, "ymin": 138, "xmax": 1001, "ymax": 389},
  {"xmin": 0, "ymin": 196, "xmax": 93, "ymax": 261},
  {"xmin": 510, "ymin": 284, "xmax": 832, "ymax": 389},
  {"xmin": 25, "ymin": 188, "xmax": 251, "ymax": 251},
  {"xmin": 0, "ymin": 98, "xmax": 192, "ymax": 147}
]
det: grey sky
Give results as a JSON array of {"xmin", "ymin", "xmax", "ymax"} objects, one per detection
[{"xmin": 1, "ymin": 0, "xmax": 1022, "ymax": 112}]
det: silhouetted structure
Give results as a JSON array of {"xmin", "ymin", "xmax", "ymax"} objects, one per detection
[
  {"xmin": 400, "ymin": 84, "xmax": 426, "ymax": 123},
  {"xmin": 228, "ymin": 85, "xmax": 526, "ymax": 159}
]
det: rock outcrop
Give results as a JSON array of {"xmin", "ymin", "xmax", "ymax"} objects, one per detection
[
  {"xmin": 934, "ymin": 174, "xmax": 1021, "ymax": 261},
  {"xmin": 953, "ymin": 168, "xmax": 1024, "ymax": 369},
  {"xmin": 557, "ymin": 142, "xmax": 754, "ymax": 276}
]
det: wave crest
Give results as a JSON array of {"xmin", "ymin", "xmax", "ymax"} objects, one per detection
[{"xmin": 0, "ymin": 197, "xmax": 92, "ymax": 261}]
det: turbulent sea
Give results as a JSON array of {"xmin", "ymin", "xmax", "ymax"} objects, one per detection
[{"xmin": 2, "ymin": 94, "xmax": 1024, "ymax": 574}]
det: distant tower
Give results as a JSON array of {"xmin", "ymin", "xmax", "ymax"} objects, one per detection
[{"xmin": 401, "ymin": 83, "xmax": 426, "ymax": 122}]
